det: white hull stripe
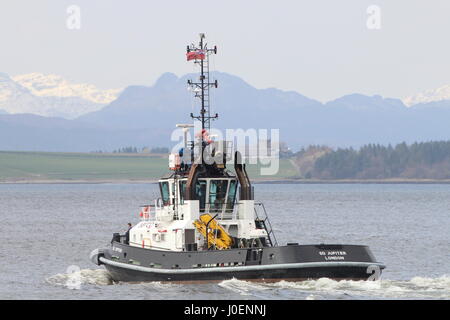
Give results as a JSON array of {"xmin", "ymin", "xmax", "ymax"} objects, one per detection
[{"xmin": 99, "ymin": 257, "xmax": 385, "ymax": 274}]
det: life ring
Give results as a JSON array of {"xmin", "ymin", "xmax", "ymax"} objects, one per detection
[{"xmin": 139, "ymin": 206, "xmax": 150, "ymax": 219}]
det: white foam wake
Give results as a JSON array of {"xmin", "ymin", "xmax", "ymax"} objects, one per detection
[
  {"xmin": 218, "ymin": 278, "xmax": 270, "ymax": 295},
  {"xmin": 46, "ymin": 268, "xmax": 113, "ymax": 289},
  {"xmin": 218, "ymin": 275, "xmax": 450, "ymax": 299}
]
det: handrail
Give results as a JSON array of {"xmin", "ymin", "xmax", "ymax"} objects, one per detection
[{"xmin": 254, "ymin": 202, "xmax": 278, "ymax": 246}]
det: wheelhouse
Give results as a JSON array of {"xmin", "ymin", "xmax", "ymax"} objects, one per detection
[{"xmin": 158, "ymin": 177, "xmax": 238, "ymax": 216}]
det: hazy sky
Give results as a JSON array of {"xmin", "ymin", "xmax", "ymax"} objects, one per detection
[{"xmin": 1, "ymin": 0, "xmax": 449, "ymax": 102}]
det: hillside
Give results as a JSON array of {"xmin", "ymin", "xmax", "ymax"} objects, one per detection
[
  {"xmin": 2, "ymin": 140, "xmax": 450, "ymax": 183},
  {"xmin": 0, "ymin": 151, "xmax": 297, "ymax": 182},
  {"xmin": 293, "ymin": 141, "xmax": 450, "ymax": 180}
]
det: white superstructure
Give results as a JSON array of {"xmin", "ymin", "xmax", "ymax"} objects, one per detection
[{"xmin": 130, "ymin": 175, "xmax": 269, "ymax": 252}]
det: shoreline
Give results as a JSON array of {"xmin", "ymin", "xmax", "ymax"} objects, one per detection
[{"xmin": 2, "ymin": 178, "xmax": 450, "ymax": 185}]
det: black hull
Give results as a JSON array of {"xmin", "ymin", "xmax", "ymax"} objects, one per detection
[
  {"xmin": 91, "ymin": 242, "xmax": 385, "ymax": 283},
  {"xmin": 102, "ymin": 260, "xmax": 381, "ymax": 283}
]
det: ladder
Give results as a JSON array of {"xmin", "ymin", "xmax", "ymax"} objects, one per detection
[
  {"xmin": 254, "ymin": 202, "xmax": 278, "ymax": 247},
  {"xmin": 201, "ymin": 54, "xmax": 211, "ymax": 130}
]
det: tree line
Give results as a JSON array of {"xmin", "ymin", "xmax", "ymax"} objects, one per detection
[
  {"xmin": 97, "ymin": 146, "xmax": 170, "ymax": 154},
  {"xmin": 305, "ymin": 141, "xmax": 450, "ymax": 179}
]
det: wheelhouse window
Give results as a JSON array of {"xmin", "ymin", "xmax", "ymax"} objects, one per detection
[
  {"xmin": 159, "ymin": 181, "xmax": 170, "ymax": 206},
  {"xmin": 226, "ymin": 180, "xmax": 237, "ymax": 211},
  {"xmin": 209, "ymin": 179, "xmax": 228, "ymax": 213},
  {"xmin": 195, "ymin": 180, "xmax": 207, "ymax": 212},
  {"xmin": 179, "ymin": 180, "xmax": 187, "ymax": 204}
]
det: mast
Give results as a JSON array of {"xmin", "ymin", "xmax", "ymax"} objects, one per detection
[{"xmin": 187, "ymin": 33, "xmax": 218, "ymax": 163}]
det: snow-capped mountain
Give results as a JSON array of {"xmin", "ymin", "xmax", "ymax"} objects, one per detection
[
  {"xmin": 13, "ymin": 73, "xmax": 121, "ymax": 105},
  {"xmin": 403, "ymin": 84, "xmax": 450, "ymax": 106},
  {"xmin": 0, "ymin": 72, "xmax": 30, "ymax": 102},
  {"xmin": 0, "ymin": 72, "xmax": 122, "ymax": 119}
]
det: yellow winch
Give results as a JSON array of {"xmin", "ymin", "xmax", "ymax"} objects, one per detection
[{"xmin": 193, "ymin": 214, "xmax": 234, "ymax": 250}]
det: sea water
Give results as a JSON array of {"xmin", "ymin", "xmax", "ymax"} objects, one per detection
[{"xmin": 0, "ymin": 183, "xmax": 448, "ymax": 299}]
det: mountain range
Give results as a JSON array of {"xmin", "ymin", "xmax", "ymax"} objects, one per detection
[
  {"xmin": 0, "ymin": 73, "xmax": 121, "ymax": 119},
  {"xmin": 403, "ymin": 84, "xmax": 450, "ymax": 106},
  {"xmin": 1, "ymin": 71, "xmax": 450, "ymax": 152}
]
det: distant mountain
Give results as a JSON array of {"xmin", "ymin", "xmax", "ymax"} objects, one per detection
[
  {"xmin": 325, "ymin": 94, "xmax": 405, "ymax": 111},
  {"xmin": 0, "ymin": 72, "xmax": 121, "ymax": 119},
  {"xmin": 0, "ymin": 113, "xmax": 167, "ymax": 152},
  {"xmin": 403, "ymin": 84, "xmax": 450, "ymax": 106},
  {"xmin": 78, "ymin": 71, "xmax": 322, "ymax": 135},
  {"xmin": 13, "ymin": 73, "xmax": 121, "ymax": 105},
  {"xmin": 79, "ymin": 72, "xmax": 450, "ymax": 148},
  {"xmin": 2, "ymin": 71, "xmax": 450, "ymax": 152},
  {"xmin": 407, "ymin": 99, "xmax": 450, "ymax": 110}
]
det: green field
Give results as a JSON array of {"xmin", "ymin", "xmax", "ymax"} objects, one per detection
[{"xmin": 0, "ymin": 151, "xmax": 298, "ymax": 182}]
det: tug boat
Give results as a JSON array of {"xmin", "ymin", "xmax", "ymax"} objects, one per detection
[{"xmin": 90, "ymin": 34, "xmax": 385, "ymax": 283}]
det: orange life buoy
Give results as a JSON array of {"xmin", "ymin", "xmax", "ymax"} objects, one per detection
[{"xmin": 139, "ymin": 206, "xmax": 150, "ymax": 219}]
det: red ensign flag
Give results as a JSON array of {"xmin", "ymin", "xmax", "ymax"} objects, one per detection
[{"xmin": 186, "ymin": 50, "xmax": 205, "ymax": 61}]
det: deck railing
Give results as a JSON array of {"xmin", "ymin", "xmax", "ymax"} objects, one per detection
[{"xmin": 254, "ymin": 202, "xmax": 278, "ymax": 246}]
